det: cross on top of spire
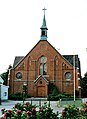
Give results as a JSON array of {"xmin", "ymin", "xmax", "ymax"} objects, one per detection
[{"xmin": 42, "ymin": 8, "xmax": 47, "ymax": 15}]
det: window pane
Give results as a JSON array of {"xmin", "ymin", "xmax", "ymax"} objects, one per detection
[
  {"xmin": 42, "ymin": 31, "xmax": 45, "ymax": 35},
  {"xmin": 40, "ymin": 56, "xmax": 47, "ymax": 63},
  {"xmin": 44, "ymin": 64, "xmax": 47, "ymax": 72},
  {"xmin": 40, "ymin": 64, "xmax": 43, "ymax": 75},
  {"xmin": 43, "ymin": 64, "xmax": 47, "ymax": 75},
  {"xmin": 65, "ymin": 72, "xmax": 72, "ymax": 81}
]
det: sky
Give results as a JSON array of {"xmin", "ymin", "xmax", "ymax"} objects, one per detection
[{"xmin": 0, "ymin": 0, "xmax": 87, "ymax": 77}]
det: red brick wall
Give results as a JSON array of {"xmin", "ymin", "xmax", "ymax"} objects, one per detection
[{"xmin": 9, "ymin": 40, "xmax": 79, "ymax": 97}]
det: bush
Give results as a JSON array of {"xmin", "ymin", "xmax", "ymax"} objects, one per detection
[
  {"xmin": 9, "ymin": 92, "xmax": 32, "ymax": 100},
  {"xmin": 48, "ymin": 83, "xmax": 73, "ymax": 101},
  {"xmin": 9, "ymin": 92, "xmax": 23, "ymax": 100},
  {"xmin": 47, "ymin": 94, "xmax": 60, "ymax": 101},
  {"xmin": 48, "ymin": 83, "xmax": 60, "ymax": 101},
  {"xmin": 1, "ymin": 102, "xmax": 59, "ymax": 119},
  {"xmin": 61, "ymin": 105, "xmax": 81, "ymax": 118},
  {"xmin": 27, "ymin": 94, "xmax": 32, "ymax": 98},
  {"xmin": 61, "ymin": 102, "xmax": 87, "ymax": 118},
  {"xmin": 48, "ymin": 83, "xmax": 59, "ymax": 95},
  {"xmin": 47, "ymin": 93, "xmax": 74, "ymax": 101},
  {"xmin": 1, "ymin": 101, "xmax": 87, "ymax": 118}
]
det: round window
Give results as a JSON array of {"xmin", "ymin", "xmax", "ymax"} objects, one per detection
[
  {"xmin": 16, "ymin": 72, "xmax": 22, "ymax": 79},
  {"xmin": 65, "ymin": 72, "xmax": 72, "ymax": 80},
  {"xmin": 40, "ymin": 56, "xmax": 47, "ymax": 63}
]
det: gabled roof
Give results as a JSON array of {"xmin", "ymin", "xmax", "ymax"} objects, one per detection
[
  {"xmin": 34, "ymin": 75, "xmax": 49, "ymax": 84},
  {"xmin": 13, "ymin": 56, "xmax": 24, "ymax": 68},
  {"xmin": 13, "ymin": 40, "xmax": 44, "ymax": 68},
  {"xmin": 13, "ymin": 54, "xmax": 80, "ymax": 69},
  {"xmin": 12, "ymin": 40, "xmax": 80, "ymax": 70},
  {"xmin": 63, "ymin": 55, "xmax": 80, "ymax": 68},
  {"xmin": 63, "ymin": 55, "xmax": 81, "ymax": 76}
]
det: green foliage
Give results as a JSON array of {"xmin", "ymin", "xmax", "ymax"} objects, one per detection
[
  {"xmin": 0, "ymin": 71, "xmax": 8, "ymax": 85},
  {"xmin": 9, "ymin": 92, "xmax": 23, "ymax": 100},
  {"xmin": 1, "ymin": 102, "xmax": 58, "ymax": 119},
  {"xmin": 81, "ymin": 72, "xmax": 87, "ymax": 97},
  {"xmin": 37, "ymin": 102, "xmax": 58, "ymax": 119},
  {"xmin": 48, "ymin": 83, "xmax": 59, "ymax": 95},
  {"xmin": 47, "ymin": 94, "xmax": 60, "ymax": 101},
  {"xmin": 2, "ymin": 101, "xmax": 87, "ymax": 118},
  {"xmin": 47, "ymin": 92, "xmax": 74, "ymax": 101},
  {"xmin": 0, "ymin": 65, "xmax": 12, "ymax": 85},
  {"xmin": 27, "ymin": 94, "xmax": 32, "ymax": 98},
  {"xmin": 48, "ymin": 83, "xmax": 74, "ymax": 101},
  {"xmin": 23, "ymin": 85, "xmax": 27, "ymax": 98},
  {"xmin": 61, "ymin": 102, "xmax": 87, "ymax": 118},
  {"xmin": 9, "ymin": 92, "xmax": 32, "ymax": 100},
  {"xmin": 48, "ymin": 83, "xmax": 60, "ymax": 101},
  {"xmin": 61, "ymin": 105, "xmax": 81, "ymax": 119}
]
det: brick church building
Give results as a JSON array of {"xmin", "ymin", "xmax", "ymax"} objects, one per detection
[{"xmin": 9, "ymin": 9, "xmax": 81, "ymax": 97}]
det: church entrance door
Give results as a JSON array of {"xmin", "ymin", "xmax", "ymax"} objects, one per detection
[{"xmin": 37, "ymin": 86, "xmax": 45, "ymax": 97}]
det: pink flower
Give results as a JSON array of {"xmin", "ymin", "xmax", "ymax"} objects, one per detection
[
  {"xmin": 83, "ymin": 108, "xmax": 87, "ymax": 112},
  {"xmin": 25, "ymin": 102, "xmax": 30, "ymax": 105},
  {"xmin": 81, "ymin": 116, "xmax": 85, "ymax": 118},
  {"xmin": 39, "ymin": 108, "xmax": 43, "ymax": 112},
  {"xmin": 8, "ymin": 110, "xmax": 12, "ymax": 113},
  {"xmin": 4, "ymin": 112, "xmax": 7, "ymax": 117},
  {"xmin": 0, "ymin": 117, "xmax": 5, "ymax": 119},
  {"xmin": 16, "ymin": 110, "xmax": 21, "ymax": 115},
  {"xmin": 32, "ymin": 108, "xmax": 36, "ymax": 111},
  {"xmin": 27, "ymin": 111, "xmax": 32, "ymax": 115},
  {"xmin": 62, "ymin": 110, "xmax": 66, "ymax": 116}
]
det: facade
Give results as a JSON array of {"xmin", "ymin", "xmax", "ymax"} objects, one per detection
[{"xmin": 9, "ymin": 9, "xmax": 81, "ymax": 97}]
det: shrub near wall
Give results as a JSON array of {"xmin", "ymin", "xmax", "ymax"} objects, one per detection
[
  {"xmin": 47, "ymin": 93, "xmax": 73, "ymax": 101},
  {"xmin": 9, "ymin": 92, "xmax": 32, "ymax": 100},
  {"xmin": 9, "ymin": 92, "xmax": 23, "ymax": 100}
]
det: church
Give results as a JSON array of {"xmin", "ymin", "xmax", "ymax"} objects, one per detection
[{"xmin": 9, "ymin": 9, "xmax": 81, "ymax": 97}]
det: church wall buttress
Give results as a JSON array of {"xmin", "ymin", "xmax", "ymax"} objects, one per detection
[{"xmin": 50, "ymin": 59, "xmax": 54, "ymax": 81}]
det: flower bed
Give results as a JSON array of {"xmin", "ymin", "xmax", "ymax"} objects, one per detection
[
  {"xmin": 1, "ymin": 101, "xmax": 87, "ymax": 119},
  {"xmin": 0, "ymin": 102, "xmax": 58, "ymax": 119},
  {"xmin": 61, "ymin": 101, "xmax": 87, "ymax": 119}
]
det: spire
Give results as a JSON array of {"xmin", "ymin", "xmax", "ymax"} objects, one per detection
[{"xmin": 40, "ymin": 8, "xmax": 48, "ymax": 40}]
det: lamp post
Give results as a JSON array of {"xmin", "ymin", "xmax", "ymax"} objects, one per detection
[
  {"xmin": 23, "ymin": 82, "xmax": 27, "ymax": 104},
  {"xmin": 73, "ymin": 54, "xmax": 75, "ymax": 102}
]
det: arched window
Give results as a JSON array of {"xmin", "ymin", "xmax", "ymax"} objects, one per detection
[{"xmin": 40, "ymin": 56, "xmax": 47, "ymax": 75}]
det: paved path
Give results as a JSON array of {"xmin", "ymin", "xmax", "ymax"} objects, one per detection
[{"xmin": 0, "ymin": 100, "xmax": 64, "ymax": 117}]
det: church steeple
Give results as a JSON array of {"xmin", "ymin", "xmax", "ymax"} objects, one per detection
[{"xmin": 40, "ymin": 8, "xmax": 48, "ymax": 40}]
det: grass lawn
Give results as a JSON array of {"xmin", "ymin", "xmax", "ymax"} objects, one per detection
[
  {"xmin": 61, "ymin": 99, "xmax": 82, "ymax": 107},
  {"xmin": 57, "ymin": 100, "xmax": 82, "ymax": 107}
]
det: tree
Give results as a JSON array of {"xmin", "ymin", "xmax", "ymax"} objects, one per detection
[
  {"xmin": 81, "ymin": 72, "xmax": 87, "ymax": 97},
  {"xmin": 0, "ymin": 65, "xmax": 12, "ymax": 85},
  {"xmin": 0, "ymin": 71, "xmax": 9, "ymax": 85}
]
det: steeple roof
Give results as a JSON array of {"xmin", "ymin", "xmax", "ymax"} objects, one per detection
[
  {"xmin": 41, "ymin": 11, "xmax": 48, "ymax": 29},
  {"xmin": 40, "ymin": 8, "xmax": 48, "ymax": 40}
]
